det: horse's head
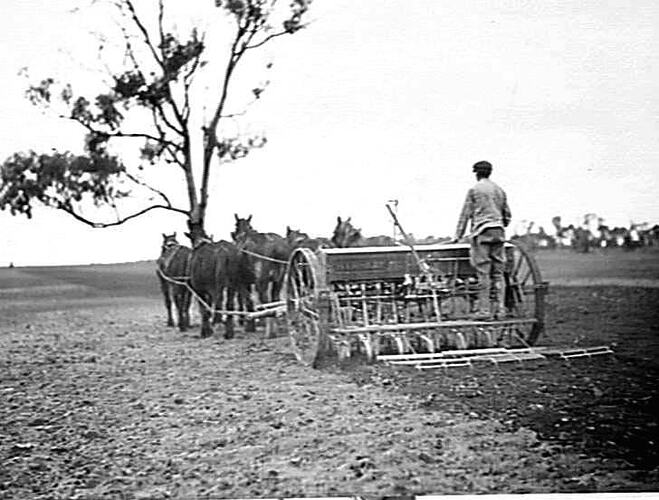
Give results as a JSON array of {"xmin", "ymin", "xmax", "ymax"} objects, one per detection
[
  {"xmin": 231, "ymin": 213, "xmax": 255, "ymax": 244},
  {"xmin": 286, "ymin": 226, "xmax": 310, "ymax": 247},
  {"xmin": 161, "ymin": 232, "xmax": 179, "ymax": 252},
  {"xmin": 331, "ymin": 216, "xmax": 362, "ymax": 248}
]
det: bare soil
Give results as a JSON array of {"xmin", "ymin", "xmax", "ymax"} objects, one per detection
[
  {"xmin": 1, "ymin": 251, "xmax": 658, "ymax": 498},
  {"xmin": 339, "ymin": 287, "xmax": 659, "ymax": 475}
]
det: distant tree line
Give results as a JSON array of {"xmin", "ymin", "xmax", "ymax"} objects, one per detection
[{"xmin": 511, "ymin": 214, "xmax": 659, "ymax": 253}]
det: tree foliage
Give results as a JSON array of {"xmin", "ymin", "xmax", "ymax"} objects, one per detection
[
  {"xmin": 1, "ymin": 151, "xmax": 126, "ymax": 218},
  {"xmin": 0, "ymin": 0, "xmax": 312, "ymax": 233}
]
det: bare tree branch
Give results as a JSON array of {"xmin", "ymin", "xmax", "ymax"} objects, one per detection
[
  {"xmin": 153, "ymin": 100, "xmax": 185, "ymax": 137},
  {"xmin": 246, "ymin": 17, "xmax": 314, "ymax": 51},
  {"xmin": 115, "ymin": 131, "xmax": 182, "ymax": 150},
  {"xmin": 182, "ymin": 39, "xmax": 204, "ymax": 121},
  {"xmin": 123, "ymin": 170, "xmax": 172, "ymax": 205},
  {"xmin": 122, "ymin": 0, "xmax": 163, "ymax": 68},
  {"xmin": 63, "ymin": 114, "xmax": 183, "ymax": 152},
  {"xmin": 115, "ymin": 20, "xmax": 184, "ymax": 139},
  {"xmin": 198, "ymin": 27, "xmax": 246, "ymax": 217},
  {"xmin": 147, "ymin": 107, "xmax": 186, "ymax": 169},
  {"xmin": 58, "ymin": 201, "xmax": 187, "ymax": 228},
  {"xmin": 221, "ymin": 80, "xmax": 270, "ymax": 119},
  {"xmin": 245, "ymin": 30, "xmax": 290, "ymax": 50},
  {"xmin": 122, "ymin": 0, "xmax": 187, "ymax": 132},
  {"xmin": 117, "ymin": 20, "xmax": 142, "ymax": 71},
  {"xmin": 157, "ymin": 0, "xmax": 165, "ymax": 48}
]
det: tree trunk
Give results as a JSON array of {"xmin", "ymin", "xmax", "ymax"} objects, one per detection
[
  {"xmin": 187, "ymin": 208, "xmax": 205, "ymax": 244},
  {"xmin": 181, "ymin": 135, "xmax": 205, "ymax": 245}
]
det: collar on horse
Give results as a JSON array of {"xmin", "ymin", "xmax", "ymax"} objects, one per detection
[
  {"xmin": 192, "ymin": 236, "xmax": 214, "ymax": 249},
  {"xmin": 162, "ymin": 240, "xmax": 179, "ymax": 250}
]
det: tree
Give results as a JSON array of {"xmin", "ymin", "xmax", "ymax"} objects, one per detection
[{"xmin": 0, "ymin": 0, "xmax": 311, "ymax": 239}]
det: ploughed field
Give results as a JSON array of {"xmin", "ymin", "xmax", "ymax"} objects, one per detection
[{"xmin": 0, "ymin": 249, "xmax": 658, "ymax": 497}]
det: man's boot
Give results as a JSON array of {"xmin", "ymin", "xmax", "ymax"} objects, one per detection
[{"xmin": 491, "ymin": 276, "xmax": 507, "ymax": 319}]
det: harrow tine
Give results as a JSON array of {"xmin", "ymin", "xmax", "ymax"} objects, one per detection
[
  {"xmin": 358, "ymin": 333, "xmax": 377, "ymax": 360},
  {"xmin": 418, "ymin": 331, "xmax": 435, "ymax": 353},
  {"xmin": 336, "ymin": 338, "xmax": 352, "ymax": 361},
  {"xmin": 454, "ymin": 329, "xmax": 468, "ymax": 350},
  {"xmin": 483, "ymin": 327, "xmax": 495, "ymax": 348},
  {"xmin": 391, "ymin": 333, "xmax": 413, "ymax": 355}
]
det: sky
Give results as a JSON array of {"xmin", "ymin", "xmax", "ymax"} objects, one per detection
[{"xmin": 0, "ymin": 0, "xmax": 658, "ymax": 266}]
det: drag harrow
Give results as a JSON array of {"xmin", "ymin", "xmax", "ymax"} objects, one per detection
[
  {"xmin": 283, "ymin": 241, "xmax": 549, "ymax": 368},
  {"xmin": 377, "ymin": 347, "xmax": 546, "ymax": 370},
  {"xmin": 541, "ymin": 345, "xmax": 614, "ymax": 360}
]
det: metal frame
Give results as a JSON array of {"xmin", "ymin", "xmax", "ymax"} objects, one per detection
[{"xmin": 284, "ymin": 240, "xmax": 549, "ymax": 367}]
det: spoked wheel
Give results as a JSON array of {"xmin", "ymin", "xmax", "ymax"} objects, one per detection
[
  {"xmin": 504, "ymin": 239, "xmax": 547, "ymax": 345},
  {"xmin": 284, "ymin": 248, "xmax": 326, "ymax": 367}
]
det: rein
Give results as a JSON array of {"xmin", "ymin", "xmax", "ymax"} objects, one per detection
[
  {"xmin": 158, "ymin": 233, "xmax": 288, "ymax": 318},
  {"xmin": 158, "ymin": 244, "xmax": 190, "ymax": 281},
  {"xmin": 156, "ymin": 267, "xmax": 190, "ymax": 283},
  {"xmin": 156, "ymin": 267, "xmax": 283, "ymax": 317},
  {"xmin": 234, "ymin": 231, "xmax": 289, "ymax": 265},
  {"xmin": 239, "ymin": 247, "xmax": 288, "ymax": 265}
]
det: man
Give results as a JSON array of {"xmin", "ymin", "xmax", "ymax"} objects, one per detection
[{"xmin": 454, "ymin": 160, "xmax": 511, "ymax": 319}]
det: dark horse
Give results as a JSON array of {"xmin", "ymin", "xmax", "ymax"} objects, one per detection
[
  {"xmin": 231, "ymin": 214, "xmax": 291, "ymax": 310},
  {"xmin": 285, "ymin": 226, "xmax": 332, "ymax": 250},
  {"xmin": 157, "ymin": 233, "xmax": 192, "ymax": 331},
  {"xmin": 187, "ymin": 232, "xmax": 252, "ymax": 339},
  {"xmin": 331, "ymin": 216, "xmax": 396, "ymax": 248}
]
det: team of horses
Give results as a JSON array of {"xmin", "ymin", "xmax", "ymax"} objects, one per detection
[{"xmin": 157, "ymin": 216, "xmax": 396, "ymax": 338}]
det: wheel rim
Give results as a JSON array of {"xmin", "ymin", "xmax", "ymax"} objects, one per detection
[
  {"xmin": 504, "ymin": 240, "xmax": 545, "ymax": 345},
  {"xmin": 285, "ymin": 248, "xmax": 323, "ymax": 366}
]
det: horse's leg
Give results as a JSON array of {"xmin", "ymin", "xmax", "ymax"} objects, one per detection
[
  {"xmin": 199, "ymin": 292, "xmax": 213, "ymax": 338},
  {"xmin": 224, "ymin": 286, "xmax": 235, "ymax": 340},
  {"xmin": 268, "ymin": 273, "xmax": 286, "ymax": 337},
  {"xmin": 243, "ymin": 285, "xmax": 256, "ymax": 333},
  {"xmin": 271, "ymin": 274, "xmax": 284, "ymax": 303},
  {"xmin": 173, "ymin": 287, "xmax": 182, "ymax": 330},
  {"xmin": 254, "ymin": 278, "xmax": 274, "ymax": 338},
  {"xmin": 211, "ymin": 281, "xmax": 223, "ymax": 325},
  {"xmin": 182, "ymin": 288, "xmax": 192, "ymax": 330},
  {"xmin": 255, "ymin": 277, "xmax": 268, "ymax": 305},
  {"xmin": 236, "ymin": 290, "xmax": 244, "ymax": 327},
  {"xmin": 262, "ymin": 279, "xmax": 279, "ymax": 339},
  {"xmin": 210, "ymin": 281, "xmax": 222, "ymax": 328},
  {"xmin": 174, "ymin": 286, "xmax": 187, "ymax": 332},
  {"xmin": 159, "ymin": 276, "xmax": 174, "ymax": 327}
]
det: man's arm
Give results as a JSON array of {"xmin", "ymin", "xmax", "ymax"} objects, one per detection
[
  {"xmin": 455, "ymin": 190, "xmax": 473, "ymax": 239},
  {"xmin": 502, "ymin": 192, "xmax": 511, "ymax": 228}
]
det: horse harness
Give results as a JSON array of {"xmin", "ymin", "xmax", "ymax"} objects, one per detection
[
  {"xmin": 238, "ymin": 246, "xmax": 288, "ymax": 265},
  {"xmin": 159, "ymin": 243, "xmax": 191, "ymax": 282}
]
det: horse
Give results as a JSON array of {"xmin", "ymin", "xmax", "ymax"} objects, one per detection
[
  {"xmin": 285, "ymin": 226, "xmax": 332, "ymax": 250},
  {"xmin": 331, "ymin": 216, "xmax": 396, "ymax": 248},
  {"xmin": 231, "ymin": 215, "xmax": 291, "ymax": 332},
  {"xmin": 187, "ymin": 232, "xmax": 248, "ymax": 339},
  {"xmin": 156, "ymin": 232, "xmax": 192, "ymax": 331}
]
